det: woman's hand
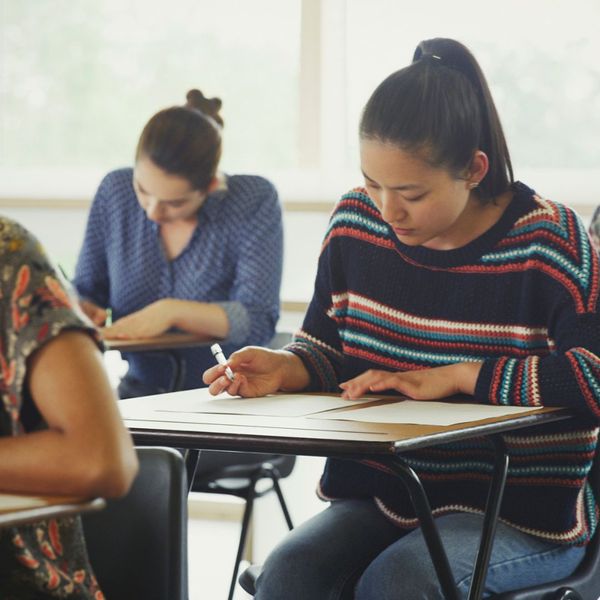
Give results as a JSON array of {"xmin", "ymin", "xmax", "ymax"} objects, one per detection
[
  {"xmin": 101, "ymin": 300, "xmax": 173, "ymax": 339},
  {"xmin": 339, "ymin": 362, "xmax": 483, "ymax": 400},
  {"xmin": 79, "ymin": 299, "xmax": 107, "ymax": 327},
  {"xmin": 203, "ymin": 347, "xmax": 310, "ymax": 398}
]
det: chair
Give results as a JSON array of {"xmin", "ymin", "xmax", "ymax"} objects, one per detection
[
  {"xmin": 82, "ymin": 447, "xmax": 188, "ymax": 600},
  {"xmin": 193, "ymin": 452, "xmax": 295, "ymax": 600}
]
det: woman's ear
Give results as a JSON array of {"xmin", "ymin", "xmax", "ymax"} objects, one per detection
[
  {"xmin": 467, "ymin": 150, "xmax": 489, "ymax": 188},
  {"xmin": 206, "ymin": 176, "xmax": 221, "ymax": 194}
]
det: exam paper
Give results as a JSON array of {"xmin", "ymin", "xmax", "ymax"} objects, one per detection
[
  {"xmin": 310, "ymin": 400, "xmax": 543, "ymax": 426},
  {"xmin": 151, "ymin": 390, "xmax": 379, "ymax": 418}
]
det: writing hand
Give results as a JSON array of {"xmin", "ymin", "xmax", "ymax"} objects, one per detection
[{"xmin": 203, "ymin": 347, "xmax": 309, "ymax": 398}]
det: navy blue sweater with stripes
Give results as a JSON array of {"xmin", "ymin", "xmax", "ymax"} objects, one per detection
[{"xmin": 288, "ymin": 182, "xmax": 600, "ymax": 545}]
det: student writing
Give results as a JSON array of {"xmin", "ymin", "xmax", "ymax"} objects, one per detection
[
  {"xmin": 203, "ymin": 38, "xmax": 600, "ymax": 598},
  {"xmin": 73, "ymin": 89, "xmax": 283, "ymax": 398}
]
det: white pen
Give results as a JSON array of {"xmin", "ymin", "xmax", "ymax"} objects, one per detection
[{"xmin": 211, "ymin": 343, "xmax": 235, "ymax": 382}]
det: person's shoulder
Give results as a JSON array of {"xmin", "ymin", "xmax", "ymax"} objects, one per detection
[
  {"xmin": 320, "ymin": 187, "xmax": 390, "ymax": 249},
  {"xmin": 96, "ymin": 167, "xmax": 135, "ymax": 200},
  {"xmin": 514, "ymin": 183, "xmax": 587, "ymax": 243},
  {"xmin": 0, "ymin": 216, "xmax": 44, "ymax": 261},
  {"xmin": 225, "ymin": 174, "xmax": 279, "ymax": 205}
]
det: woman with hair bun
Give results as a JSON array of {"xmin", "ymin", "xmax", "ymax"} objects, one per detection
[
  {"xmin": 204, "ymin": 39, "xmax": 600, "ymax": 597},
  {"xmin": 74, "ymin": 89, "xmax": 283, "ymax": 398}
]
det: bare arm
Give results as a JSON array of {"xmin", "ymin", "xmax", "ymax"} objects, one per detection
[
  {"xmin": 102, "ymin": 299, "xmax": 229, "ymax": 340},
  {"xmin": 0, "ymin": 331, "xmax": 138, "ymax": 497}
]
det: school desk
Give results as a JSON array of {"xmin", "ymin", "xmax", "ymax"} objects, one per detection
[{"xmin": 118, "ymin": 389, "xmax": 570, "ymax": 600}]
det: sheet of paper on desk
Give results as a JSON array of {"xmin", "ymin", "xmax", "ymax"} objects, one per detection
[
  {"xmin": 309, "ymin": 400, "xmax": 544, "ymax": 426},
  {"xmin": 153, "ymin": 391, "xmax": 378, "ymax": 417},
  {"xmin": 0, "ymin": 493, "xmax": 47, "ymax": 512}
]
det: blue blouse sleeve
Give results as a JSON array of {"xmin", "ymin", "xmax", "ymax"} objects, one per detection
[{"xmin": 215, "ymin": 180, "xmax": 283, "ymax": 346}]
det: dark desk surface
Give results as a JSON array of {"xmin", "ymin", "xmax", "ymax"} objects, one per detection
[
  {"xmin": 119, "ymin": 389, "xmax": 570, "ymax": 458},
  {"xmin": 104, "ymin": 332, "xmax": 215, "ymax": 353},
  {"xmin": 0, "ymin": 494, "xmax": 106, "ymax": 528}
]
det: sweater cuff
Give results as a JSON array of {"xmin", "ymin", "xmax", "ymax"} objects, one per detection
[
  {"xmin": 285, "ymin": 341, "xmax": 339, "ymax": 393},
  {"xmin": 215, "ymin": 301, "xmax": 251, "ymax": 346},
  {"xmin": 473, "ymin": 358, "xmax": 496, "ymax": 404}
]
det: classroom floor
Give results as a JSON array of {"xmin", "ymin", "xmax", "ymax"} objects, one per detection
[{"xmin": 188, "ymin": 505, "xmax": 252, "ymax": 600}]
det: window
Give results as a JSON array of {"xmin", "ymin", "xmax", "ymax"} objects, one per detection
[
  {"xmin": 0, "ymin": 0, "xmax": 301, "ymax": 178},
  {"xmin": 1, "ymin": 0, "xmax": 599, "ymax": 308}
]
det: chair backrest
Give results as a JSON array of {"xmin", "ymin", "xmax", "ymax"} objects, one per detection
[{"xmin": 82, "ymin": 447, "xmax": 188, "ymax": 600}]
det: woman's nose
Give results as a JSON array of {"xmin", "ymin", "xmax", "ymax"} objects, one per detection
[
  {"xmin": 380, "ymin": 193, "xmax": 406, "ymax": 224},
  {"xmin": 145, "ymin": 198, "xmax": 162, "ymax": 220}
]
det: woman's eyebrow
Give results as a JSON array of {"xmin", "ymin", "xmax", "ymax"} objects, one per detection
[
  {"xmin": 135, "ymin": 179, "xmax": 187, "ymax": 203},
  {"xmin": 361, "ymin": 170, "xmax": 422, "ymax": 191}
]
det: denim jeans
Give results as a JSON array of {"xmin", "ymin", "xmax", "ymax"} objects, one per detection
[{"xmin": 255, "ymin": 499, "xmax": 585, "ymax": 600}]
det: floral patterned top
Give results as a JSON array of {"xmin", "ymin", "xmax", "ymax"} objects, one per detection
[{"xmin": 0, "ymin": 217, "xmax": 104, "ymax": 599}]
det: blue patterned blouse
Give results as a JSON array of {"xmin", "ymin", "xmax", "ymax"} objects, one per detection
[{"xmin": 73, "ymin": 168, "xmax": 283, "ymax": 393}]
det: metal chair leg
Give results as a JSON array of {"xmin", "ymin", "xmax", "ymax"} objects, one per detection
[
  {"xmin": 270, "ymin": 471, "xmax": 294, "ymax": 530},
  {"xmin": 228, "ymin": 476, "xmax": 259, "ymax": 600}
]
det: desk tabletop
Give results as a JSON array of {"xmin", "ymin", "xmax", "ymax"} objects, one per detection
[
  {"xmin": 104, "ymin": 332, "xmax": 215, "ymax": 352},
  {"xmin": 120, "ymin": 389, "xmax": 570, "ymax": 458},
  {"xmin": 0, "ymin": 494, "xmax": 106, "ymax": 528}
]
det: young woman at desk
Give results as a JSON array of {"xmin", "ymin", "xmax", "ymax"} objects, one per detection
[
  {"xmin": 0, "ymin": 219, "xmax": 138, "ymax": 597},
  {"xmin": 204, "ymin": 38, "xmax": 600, "ymax": 598},
  {"xmin": 73, "ymin": 89, "xmax": 283, "ymax": 397}
]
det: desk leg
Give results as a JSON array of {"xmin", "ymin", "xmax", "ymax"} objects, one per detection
[
  {"xmin": 167, "ymin": 351, "xmax": 185, "ymax": 392},
  {"xmin": 183, "ymin": 449, "xmax": 201, "ymax": 494},
  {"xmin": 386, "ymin": 458, "xmax": 460, "ymax": 600},
  {"xmin": 467, "ymin": 435, "xmax": 509, "ymax": 600}
]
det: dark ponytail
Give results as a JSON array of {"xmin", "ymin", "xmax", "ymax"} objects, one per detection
[
  {"xmin": 135, "ymin": 89, "xmax": 223, "ymax": 192},
  {"xmin": 360, "ymin": 38, "xmax": 513, "ymax": 201}
]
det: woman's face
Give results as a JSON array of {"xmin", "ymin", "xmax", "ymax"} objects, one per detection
[
  {"xmin": 133, "ymin": 157, "xmax": 207, "ymax": 224},
  {"xmin": 359, "ymin": 139, "xmax": 483, "ymax": 250}
]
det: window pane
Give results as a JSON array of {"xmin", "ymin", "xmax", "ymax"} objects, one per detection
[
  {"xmin": 344, "ymin": 0, "xmax": 600, "ymax": 171},
  {"xmin": 0, "ymin": 0, "xmax": 300, "ymax": 173}
]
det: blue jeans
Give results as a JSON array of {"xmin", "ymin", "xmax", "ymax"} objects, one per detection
[{"xmin": 255, "ymin": 499, "xmax": 585, "ymax": 599}]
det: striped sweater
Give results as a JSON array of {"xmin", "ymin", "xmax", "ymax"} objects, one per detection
[{"xmin": 287, "ymin": 181, "xmax": 600, "ymax": 545}]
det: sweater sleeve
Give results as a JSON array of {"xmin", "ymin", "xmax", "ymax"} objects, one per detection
[
  {"xmin": 72, "ymin": 176, "xmax": 111, "ymax": 307},
  {"xmin": 475, "ymin": 214, "xmax": 600, "ymax": 419},
  {"xmin": 286, "ymin": 211, "xmax": 346, "ymax": 392},
  {"xmin": 214, "ymin": 180, "xmax": 283, "ymax": 347}
]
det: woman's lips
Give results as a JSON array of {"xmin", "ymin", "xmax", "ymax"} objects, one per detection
[{"xmin": 393, "ymin": 227, "xmax": 414, "ymax": 235}]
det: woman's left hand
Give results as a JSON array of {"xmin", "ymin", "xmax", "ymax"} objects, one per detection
[
  {"xmin": 101, "ymin": 300, "xmax": 174, "ymax": 339},
  {"xmin": 339, "ymin": 362, "xmax": 483, "ymax": 400}
]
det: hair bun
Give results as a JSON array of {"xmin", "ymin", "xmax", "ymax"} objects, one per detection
[{"xmin": 185, "ymin": 89, "xmax": 224, "ymax": 127}]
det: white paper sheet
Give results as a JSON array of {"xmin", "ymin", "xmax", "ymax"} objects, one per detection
[
  {"xmin": 309, "ymin": 400, "xmax": 543, "ymax": 426},
  {"xmin": 148, "ymin": 390, "xmax": 379, "ymax": 418},
  {"xmin": 0, "ymin": 494, "xmax": 47, "ymax": 512}
]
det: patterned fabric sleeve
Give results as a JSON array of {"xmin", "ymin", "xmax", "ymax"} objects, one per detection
[
  {"xmin": 474, "ymin": 208, "xmax": 600, "ymax": 418},
  {"xmin": 0, "ymin": 217, "xmax": 103, "ymax": 599},
  {"xmin": 286, "ymin": 208, "xmax": 346, "ymax": 392},
  {"xmin": 215, "ymin": 180, "xmax": 283, "ymax": 346}
]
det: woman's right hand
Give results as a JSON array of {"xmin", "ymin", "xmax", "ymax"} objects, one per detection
[
  {"xmin": 202, "ymin": 346, "xmax": 310, "ymax": 398},
  {"xmin": 79, "ymin": 299, "xmax": 107, "ymax": 327}
]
